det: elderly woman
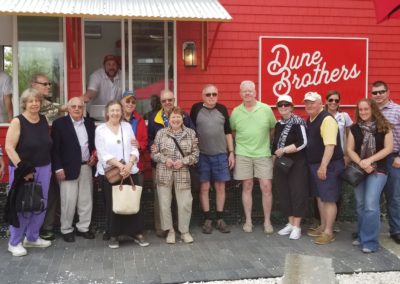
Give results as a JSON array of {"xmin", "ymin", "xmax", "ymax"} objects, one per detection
[
  {"xmin": 5, "ymin": 88, "xmax": 53, "ymax": 256},
  {"xmin": 151, "ymin": 106, "xmax": 199, "ymax": 244},
  {"xmin": 347, "ymin": 99, "xmax": 393, "ymax": 253},
  {"xmin": 272, "ymin": 95, "xmax": 308, "ymax": 240},
  {"xmin": 121, "ymin": 91, "xmax": 148, "ymax": 178},
  {"xmin": 95, "ymin": 100, "xmax": 144, "ymax": 249}
]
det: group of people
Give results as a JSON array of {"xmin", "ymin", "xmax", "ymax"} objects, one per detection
[{"xmin": 1, "ymin": 54, "xmax": 399, "ymax": 258}]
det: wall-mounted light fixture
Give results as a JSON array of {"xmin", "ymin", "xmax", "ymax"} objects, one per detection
[{"xmin": 183, "ymin": 41, "xmax": 197, "ymax": 67}]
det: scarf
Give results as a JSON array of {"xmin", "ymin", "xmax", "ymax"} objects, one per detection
[
  {"xmin": 358, "ymin": 120, "xmax": 377, "ymax": 161},
  {"xmin": 277, "ymin": 114, "xmax": 306, "ymax": 149}
]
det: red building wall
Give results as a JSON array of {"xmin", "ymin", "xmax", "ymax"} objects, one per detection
[{"xmin": 176, "ymin": 0, "xmax": 400, "ymax": 114}]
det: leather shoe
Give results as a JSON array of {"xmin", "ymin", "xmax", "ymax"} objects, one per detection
[
  {"xmin": 103, "ymin": 232, "xmax": 110, "ymax": 241},
  {"xmin": 390, "ymin": 233, "xmax": 400, "ymax": 244},
  {"xmin": 76, "ymin": 230, "xmax": 95, "ymax": 239},
  {"xmin": 63, "ymin": 232, "xmax": 75, "ymax": 243},
  {"xmin": 40, "ymin": 230, "xmax": 56, "ymax": 241}
]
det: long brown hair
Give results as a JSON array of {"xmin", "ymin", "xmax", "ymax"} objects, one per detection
[{"xmin": 355, "ymin": 99, "xmax": 391, "ymax": 133}]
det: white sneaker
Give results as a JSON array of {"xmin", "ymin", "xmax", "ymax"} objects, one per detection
[
  {"xmin": 278, "ymin": 224, "xmax": 293, "ymax": 235},
  {"xmin": 181, "ymin": 232, "xmax": 194, "ymax": 243},
  {"xmin": 23, "ymin": 237, "xmax": 51, "ymax": 248},
  {"xmin": 289, "ymin": 226, "xmax": 301, "ymax": 240},
  {"xmin": 352, "ymin": 239, "xmax": 360, "ymax": 246},
  {"xmin": 8, "ymin": 242, "xmax": 27, "ymax": 257}
]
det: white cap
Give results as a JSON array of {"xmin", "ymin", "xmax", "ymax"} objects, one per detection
[
  {"xmin": 304, "ymin": 91, "xmax": 322, "ymax": 102},
  {"xmin": 277, "ymin": 95, "xmax": 293, "ymax": 104}
]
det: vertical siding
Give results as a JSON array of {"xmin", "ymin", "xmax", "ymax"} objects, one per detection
[{"xmin": 177, "ymin": 0, "xmax": 400, "ymax": 112}]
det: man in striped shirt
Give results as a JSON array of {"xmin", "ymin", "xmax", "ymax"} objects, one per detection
[{"xmin": 371, "ymin": 80, "xmax": 400, "ymax": 244}]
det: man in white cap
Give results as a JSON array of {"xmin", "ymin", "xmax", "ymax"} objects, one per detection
[{"xmin": 304, "ymin": 91, "xmax": 344, "ymax": 245}]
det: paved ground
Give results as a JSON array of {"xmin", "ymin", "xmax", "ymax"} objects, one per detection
[{"xmin": 0, "ymin": 222, "xmax": 399, "ymax": 284}]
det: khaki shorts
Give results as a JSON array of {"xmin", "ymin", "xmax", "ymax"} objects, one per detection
[{"xmin": 233, "ymin": 155, "xmax": 273, "ymax": 180}]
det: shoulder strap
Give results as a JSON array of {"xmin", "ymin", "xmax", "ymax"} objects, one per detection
[{"xmin": 171, "ymin": 136, "xmax": 185, "ymax": 158}]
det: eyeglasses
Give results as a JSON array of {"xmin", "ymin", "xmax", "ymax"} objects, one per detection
[
  {"xmin": 125, "ymin": 99, "xmax": 136, "ymax": 104},
  {"xmin": 70, "ymin": 105, "xmax": 84, "ymax": 109},
  {"xmin": 35, "ymin": 81, "xmax": 52, "ymax": 87},
  {"xmin": 328, "ymin": 99, "xmax": 340, "ymax": 103},
  {"xmin": 161, "ymin": 98, "xmax": 174, "ymax": 103},
  {"xmin": 277, "ymin": 102, "xmax": 292, "ymax": 108},
  {"xmin": 371, "ymin": 90, "xmax": 387, "ymax": 96},
  {"xmin": 205, "ymin": 93, "xmax": 218, "ymax": 97}
]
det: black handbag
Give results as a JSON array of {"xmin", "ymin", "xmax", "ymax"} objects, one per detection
[
  {"xmin": 341, "ymin": 162, "xmax": 367, "ymax": 187},
  {"xmin": 15, "ymin": 181, "xmax": 46, "ymax": 216},
  {"xmin": 275, "ymin": 155, "xmax": 294, "ymax": 174}
]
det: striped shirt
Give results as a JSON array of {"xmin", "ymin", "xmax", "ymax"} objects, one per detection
[{"xmin": 380, "ymin": 101, "xmax": 400, "ymax": 154}]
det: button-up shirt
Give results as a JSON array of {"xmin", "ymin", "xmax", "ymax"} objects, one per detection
[
  {"xmin": 71, "ymin": 116, "xmax": 90, "ymax": 162},
  {"xmin": 380, "ymin": 100, "xmax": 400, "ymax": 154}
]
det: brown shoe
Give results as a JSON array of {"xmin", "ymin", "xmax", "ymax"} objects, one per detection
[
  {"xmin": 314, "ymin": 232, "xmax": 335, "ymax": 245},
  {"xmin": 216, "ymin": 219, "xmax": 230, "ymax": 233},
  {"xmin": 307, "ymin": 225, "xmax": 323, "ymax": 237},
  {"xmin": 202, "ymin": 219, "xmax": 213, "ymax": 234}
]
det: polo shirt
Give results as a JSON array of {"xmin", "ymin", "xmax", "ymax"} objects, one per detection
[
  {"xmin": 230, "ymin": 101, "xmax": 276, "ymax": 157},
  {"xmin": 87, "ymin": 68, "xmax": 122, "ymax": 106}
]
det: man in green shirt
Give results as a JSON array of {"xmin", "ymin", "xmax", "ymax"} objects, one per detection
[{"xmin": 230, "ymin": 80, "xmax": 276, "ymax": 233}]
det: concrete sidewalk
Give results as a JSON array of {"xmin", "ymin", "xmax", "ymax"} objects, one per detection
[{"xmin": 0, "ymin": 222, "xmax": 399, "ymax": 284}]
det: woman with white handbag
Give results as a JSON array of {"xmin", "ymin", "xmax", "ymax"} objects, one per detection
[{"xmin": 95, "ymin": 100, "xmax": 148, "ymax": 249}]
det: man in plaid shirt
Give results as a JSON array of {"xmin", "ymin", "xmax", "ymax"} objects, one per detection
[{"xmin": 371, "ymin": 80, "xmax": 400, "ymax": 244}]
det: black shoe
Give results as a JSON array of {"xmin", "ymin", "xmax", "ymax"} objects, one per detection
[
  {"xmin": 40, "ymin": 230, "xmax": 56, "ymax": 241},
  {"xmin": 390, "ymin": 233, "xmax": 400, "ymax": 244},
  {"xmin": 76, "ymin": 230, "xmax": 95, "ymax": 239},
  {"xmin": 103, "ymin": 232, "xmax": 111, "ymax": 241},
  {"xmin": 63, "ymin": 232, "xmax": 75, "ymax": 243},
  {"xmin": 352, "ymin": 232, "xmax": 358, "ymax": 240}
]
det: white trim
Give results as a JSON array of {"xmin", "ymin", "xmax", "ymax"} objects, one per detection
[
  {"xmin": 11, "ymin": 15, "xmax": 18, "ymax": 117},
  {"xmin": 173, "ymin": 21, "xmax": 177, "ymax": 105},
  {"xmin": 258, "ymin": 36, "xmax": 262, "ymax": 101},
  {"xmin": 128, "ymin": 19, "xmax": 132, "ymax": 91},
  {"xmin": 365, "ymin": 38, "xmax": 369, "ymax": 99},
  {"xmin": 81, "ymin": 18, "xmax": 86, "ymax": 96},
  {"xmin": 164, "ymin": 21, "xmax": 168, "ymax": 91},
  {"xmin": 62, "ymin": 17, "xmax": 68, "ymax": 104},
  {"xmin": 259, "ymin": 36, "xmax": 369, "ymax": 40}
]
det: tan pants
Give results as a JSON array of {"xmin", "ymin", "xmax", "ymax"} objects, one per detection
[
  {"xmin": 157, "ymin": 184, "xmax": 193, "ymax": 234},
  {"xmin": 152, "ymin": 168, "xmax": 162, "ymax": 231}
]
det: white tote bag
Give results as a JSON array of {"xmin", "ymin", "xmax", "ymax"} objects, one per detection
[{"xmin": 112, "ymin": 176, "xmax": 142, "ymax": 215}]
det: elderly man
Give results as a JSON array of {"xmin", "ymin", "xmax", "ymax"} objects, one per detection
[
  {"xmin": 0, "ymin": 70, "xmax": 13, "ymax": 122},
  {"xmin": 148, "ymin": 89, "xmax": 195, "ymax": 236},
  {"xmin": 304, "ymin": 92, "xmax": 344, "ymax": 245},
  {"xmin": 371, "ymin": 81, "xmax": 400, "ymax": 244},
  {"xmin": 190, "ymin": 84, "xmax": 235, "ymax": 234},
  {"xmin": 51, "ymin": 97, "xmax": 96, "ymax": 242},
  {"xmin": 84, "ymin": 55, "xmax": 122, "ymax": 108},
  {"xmin": 230, "ymin": 80, "xmax": 276, "ymax": 234}
]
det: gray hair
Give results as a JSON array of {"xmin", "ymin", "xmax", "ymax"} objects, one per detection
[
  {"xmin": 30, "ymin": 73, "xmax": 49, "ymax": 86},
  {"xmin": 20, "ymin": 88, "xmax": 42, "ymax": 111},
  {"xmin": 240, "ymin": 80, "xmax": 256, "ymax": 91},
  {"xmin": 67, "ymin": 96, "xmax": 84, "ymax": 106}
]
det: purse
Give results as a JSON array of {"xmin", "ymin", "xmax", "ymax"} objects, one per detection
[
  {"xmin": 15, "ymin": 181, "xmax": 46, "ymax": 216},
  {"xmin": 170, "ymin": 136, "xmax": 199, "ymax": 190},
  {"xmin": 275, "ymin": 155, "xmax": 294, "ymax": 174},
  {"xmin": 104, "ymin": 160, "xmax": 124, "ymax": 184},
  {"xmin": 341, "ymin": 161, "xmax": 367, "ymax": 187},
  {"xmin": 112, "ymin": 176, "xmax": 143, "ymax": 215}
]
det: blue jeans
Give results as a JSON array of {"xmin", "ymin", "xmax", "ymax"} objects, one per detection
[
  {"xmin": 384, "ymin": 154, "xmax": 400, "ymax": 235},
  {"xmin": 354, "ymin": 173, "xmax": 387, "ymax": 252}
]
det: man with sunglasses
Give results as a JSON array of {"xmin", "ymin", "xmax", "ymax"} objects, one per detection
[
  {"xmin": 190, "ymin": 84, "xmax": 235, "ymax": 234},
  {"xmin": 31, "ymin": 73, "xmax": 67, "ymax": 122},
  {"xmin": 148, "ymin": 89, "xmax": 195, "ymax": 237},
  {"xmin": 371, "ymin": 80, "xmax": 400, "ymax": 244}
]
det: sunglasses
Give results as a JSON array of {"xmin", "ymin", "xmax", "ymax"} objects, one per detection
[
  {"xmin": 161, "ymin": 98, "xmax": 174, "ymax": 103},
  {"xmin": 277, "ymin": 102, "xmax": 292, "ymax": 108},
  {"xmin": 125, "ymin": 99, "xmax": 136, "ymax": 104},
  {"xmin": 205, "ymin": 93, "xmax": 218, "ymax": 97},
  {"xmin": 328, "ymin": 99, "xmax": 340, "ymax": 103},
  {"xmin": 371, "ymin": 90, "xmax": 387, "ymax": 96},
  {"xmin": 35, "ymin": 81, "xmax": 52, "ymax": 87}
]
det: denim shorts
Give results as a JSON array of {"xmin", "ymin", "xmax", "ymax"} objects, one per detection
[
  {"xmin": 198, "ymin": 153, "xmax": 231, "ymax": 182},
  {"xmin": 309, "ymin": 159, "xmax": 345, "ymax": 202}
]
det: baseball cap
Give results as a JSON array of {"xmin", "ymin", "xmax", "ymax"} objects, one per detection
[
  {"xmin": 122, "ymin": 90, "xmax": 135, "ymax": 100},
  {"xmin": 103, "ymin": 54, "xmax": 118, "ymax": 65},
  {"xmin": 304, "ymin": 91, "xmax": 322, "ymax": 102},
  {"xmin": 277, "ymin": 95, "xmax": 293, "ymax": 104}
]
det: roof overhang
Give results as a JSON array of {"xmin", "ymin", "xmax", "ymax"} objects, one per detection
[{"xmin": 0, "ymin": 0, "xmax": 232, "ymax": 22}]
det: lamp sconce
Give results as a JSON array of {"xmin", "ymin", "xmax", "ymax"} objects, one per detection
[{"xmin": 183, "ymin": 41, "xmax": 197, "ymax": 67}]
